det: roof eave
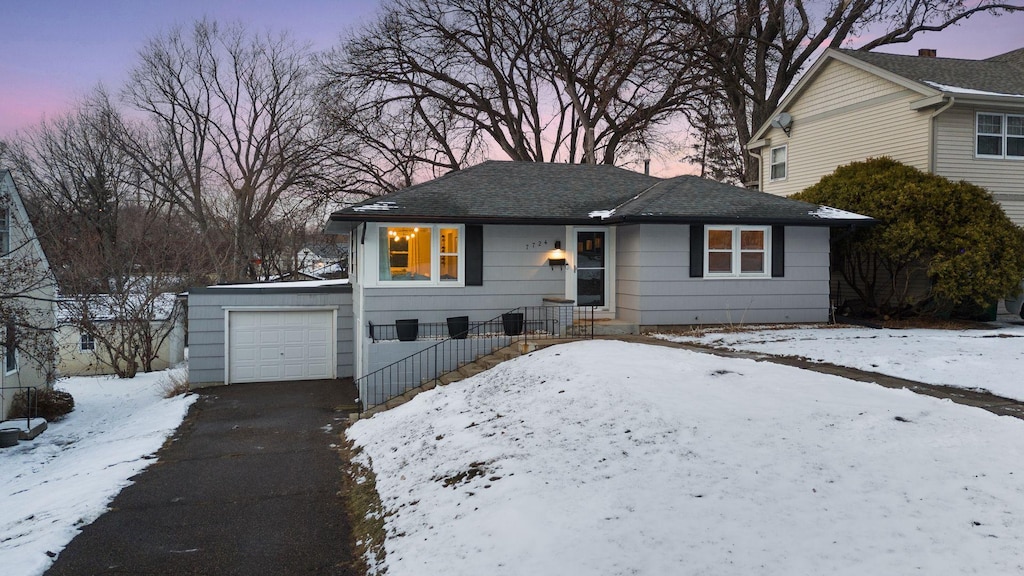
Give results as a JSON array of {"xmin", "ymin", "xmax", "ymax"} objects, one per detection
[
  {"xmin": 749, "ymin": 49, "xmax": 942, "ymax": 146},
  {"xmin": 945, "ymin": 93, "xmax": 1024, "ymax": 107},
  {"xmin": 615, "ymin": 214, "xmax": 877, "ymax": 227}
]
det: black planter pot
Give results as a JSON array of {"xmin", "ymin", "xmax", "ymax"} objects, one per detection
[
  {"xmin": 396, "ymin": 319, "xmax": 419, "ymax": 341},
  {"xmin": 502, "ymin": 312, "xmax": 524, "ymax": 336},
  {"xmin": 447, "ymin": 315, "xmax": 470, "ymax": 339}
]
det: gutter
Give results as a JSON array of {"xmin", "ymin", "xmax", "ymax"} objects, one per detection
[
  {"xmin": 928, "ymin": 96, "xmax": 955, "ymax": 174},
  {"xmin": 747, "ymin": 148, "xmax": 764, "ymax": 191}
]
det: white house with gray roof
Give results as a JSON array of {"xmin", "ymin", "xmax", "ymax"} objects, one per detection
[
  {"xmin": 188, "ymin": 161, "xmax": 872, "ymax": 407},
  {"xmin": 748, "ymin": 47, "xmax": 1024, "ymax": 225},
  {"xmin": 334, "ymin": 162, "xmax": 870, "ymax": 396}
]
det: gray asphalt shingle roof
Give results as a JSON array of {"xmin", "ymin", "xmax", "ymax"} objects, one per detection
[
  {"xmin": 839, "ymin": 48, "xmax": 1024, "ymax": 96},
  {"xmin": 329, "ymin": 161, "xmax": 872, "ymax": 227}
]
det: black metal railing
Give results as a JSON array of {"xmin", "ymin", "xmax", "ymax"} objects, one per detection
[
  {"xmin": 357, "ymin": 305, "xmax": 595, "ymax": 411},
  {"xmin": 1, "ymin": 385, "xmax": 39, "ymax": 430}
]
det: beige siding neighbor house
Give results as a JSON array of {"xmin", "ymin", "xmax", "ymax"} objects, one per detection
[
  {"xmin": 748, "ymin": 47, "xmax": 1024, "ymax": 226},
  {"xmin": 0, "ymin": 169, "xmax": 57, "ymax": 419},
  {"xmin": 56, "ymin": 293, "xmax": 185, "ymax": 377}
]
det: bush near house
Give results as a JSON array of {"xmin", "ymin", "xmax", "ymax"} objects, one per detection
[
  {"xmin": 8, "ymin": 388, "xmax": 75, "ymax": 421},
  {"xmin": 792, "ymin": 157, "xmax": 1024, "ymax": 318}
]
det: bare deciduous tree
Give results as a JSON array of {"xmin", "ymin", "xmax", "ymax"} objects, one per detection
[
  {"xmin": 664, "ymin": 0, "xmax": 1024, "ymax": 183},
  {"xmin": 321, "ymin": 0, "xmax": 704, "ymax": 175},
  {"xmin": 123, "ymin": 19, "xmax": 344, "ymax": 280}
]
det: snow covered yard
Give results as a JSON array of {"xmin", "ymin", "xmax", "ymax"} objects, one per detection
[
  {"xmin": 655, "ymin": 323, "xmax": 1024, "ymax": 401},
  {"xmin": 0, "ymin": 369, "xmax": 195, "ymax": 576},
  {"xmin": 348, "ymin": 340, "xmax": 1024, "ymax": 576}
]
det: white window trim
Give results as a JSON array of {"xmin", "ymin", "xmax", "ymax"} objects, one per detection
[
  {"xmin": 769, "ymin": 145, "xmax": 788, "ymax": 181},
  {"xmin": 975, "ymin": 111, "xmax": 1024, "ymax": 160},
  {"xmin": 704, "ymin": 225, "xmax": 771, "ymax": 279},
  {"xmin": 370, "ymin": 223, "xmax": 466, "ymax": 288}
]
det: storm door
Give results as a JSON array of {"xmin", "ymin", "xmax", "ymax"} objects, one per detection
[{"xmin": 575, "ymin": 230, "xmax": 606, "ymax": 307}]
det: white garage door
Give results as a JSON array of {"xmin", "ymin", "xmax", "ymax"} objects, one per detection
[{"xmin": 228, "ymin": 310, "xmax": 334, "ymax": 383}]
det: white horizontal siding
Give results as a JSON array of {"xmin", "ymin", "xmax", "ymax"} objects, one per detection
[
  {"xmin": 361, "ymin": 225, "xmax": 566, "ymax": 327},
  {"xmin": 615, "ymin": 225, "xmax": 831, "ymax": 326},
  {"xmin": 934, "ymin": 105, "xmax": 1024, "ymax": 226},
  {"xmin": 761, "ymin": 60, "xmax": 931, "ymax": 197}
]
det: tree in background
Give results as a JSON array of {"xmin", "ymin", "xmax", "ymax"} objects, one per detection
[
  {"xmin": 663, "ymin": 0, "xmax": 1023, "ymax": 184},
  {"xmin": 122, "ymin": 19, "xmax": 345, "ymax": 280},
  {"xmin": 320, "ymin": 0, "xmax": 704, "ymax": 181},
  {"xmin": 793, "ymin": 158, "xmax": 1024, "ymax": 318}
]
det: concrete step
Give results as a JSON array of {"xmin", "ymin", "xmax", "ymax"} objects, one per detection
[
  {"xmin": 457, "ymin": 363, "xmax": 488, "ymax": 378},
  {"xmin": 591, "ymin": 320, "xmax": 639, "ymax": 336}
]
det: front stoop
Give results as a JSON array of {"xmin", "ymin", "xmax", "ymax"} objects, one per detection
[
  {"xmin": 0, "ymin": 418, "xmax": 48, "ymax": 441},
  {"xmin": 352, "ymin": 340, "xmax": 565, "ymax": 420},
  {"xmin": 591, "ymin": 320, "xmax": 639, "ymax": 336}
]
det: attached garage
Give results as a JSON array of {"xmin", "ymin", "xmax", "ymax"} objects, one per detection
[
  {"xmin": 187, "ymin": 281, "xmax": 354, "ymax": 388},
  {"xmin": 227, "ymin": 309, "xmax": 335, "ymax": 383}
]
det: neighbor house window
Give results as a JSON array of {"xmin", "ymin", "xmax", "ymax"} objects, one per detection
[
  {"xmin": 377, "ymin": 224, "xmax": 463, "ymax": 285},
  {"xmin": 976, "ymin": 112, "xmax": 1024, "ymax": 159},
  {"xmin": 706, "ymin": 226, "xmax": 770, "ymax": 277},
  {"xmin": 0, "ymin": 208, "xmax": 9, "ymax": 256},
  {"xmin": 80, "ymin": 332, "xmax": 96, "ymax": 352},
  {"xmin": 5, "ymin": 322, "xmax": 16, "ymax": 373},
  {"xmin": 769, "ymin": 145, "xmax": 787, "ymax": 180}
]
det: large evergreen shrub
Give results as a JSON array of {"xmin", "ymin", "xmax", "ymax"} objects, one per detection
[{"xmin": 792, "ymin": 158, "xmax": 1024, "ymax": 318}]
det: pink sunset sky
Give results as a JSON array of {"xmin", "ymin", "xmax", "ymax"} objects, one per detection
[{"xmin": 2, "ymin": 1, "xmax": 1022, "ymax": 147}]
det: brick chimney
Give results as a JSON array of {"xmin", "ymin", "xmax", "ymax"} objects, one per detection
[{"xmin": 918, "ymin": 48, "xmax": 937, "ymax": 58}]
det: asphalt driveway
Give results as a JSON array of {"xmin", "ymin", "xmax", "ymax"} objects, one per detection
[{"xmin": 45, "ymin": 379, "xmax": 361, "ymax": 576}]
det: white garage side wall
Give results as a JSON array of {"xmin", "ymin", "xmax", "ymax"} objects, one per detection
[
  {"xmin": 187, "ymin": 286, "xmax": 353, "ymax": 387},
  {"xmin": 616, "ymin": 224, "xmax": 832, "ymax": 326}
]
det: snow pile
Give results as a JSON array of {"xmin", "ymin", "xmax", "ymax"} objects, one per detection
[
  {"xmin": 809, "ymin": 205, "xmax": 873, "ymax": 220},
  {"xmin": 587, "ymin": 209, "xmax": 615, "ymax": 219},
  {"xmin": 0, "ymin": 371, "xmax": 195, "ymax": 576},
  {"xmin": 657, "ymin": 325, "xmax": 1024, "ymax": 401},
  {"xmin": 348, "ymin": 340, "xmax": 1024, "ymax": 575},
  {"xmin": 923, "ymin": 81, "xmax": 1024, "ymax": 98}
]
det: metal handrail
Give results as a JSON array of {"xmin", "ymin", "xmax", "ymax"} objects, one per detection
[
  {"xmin": 1, "ymin": 385, "xmax": 39, "ymax": 430},
  {"xmin": 356, "ymin": 305, "xmax": 594, "ymax": 411}
]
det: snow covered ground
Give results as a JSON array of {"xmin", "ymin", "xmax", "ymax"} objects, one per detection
[
  {"xmin": 655, "ymin": 323, "xmax": 1024, "ymax": 401},
  {"xmin": 0, "ymin": 368, "xmax": 195, "ymax": 576},
  {"xmin": 348, "ymin": 339, "xmax": 1024, "ymax": 576}
]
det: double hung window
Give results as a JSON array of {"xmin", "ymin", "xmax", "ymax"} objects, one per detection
[
  {"xmin": 0, "ymin": 209, "xmax": 10, "ymax": 256},
  {"xmin": 377, "ymin": 224, "xmax": 463, "ymax": 285},
  {"xmin": 706, "ymin": 226, "xmax": 770, "ymax": 277},
  {"xmin": 769, "ymin": 145, "xmax": 788, "ymax": 181},
  {"xmin": 976, "ymin": 112, "xmax": 1024, "ymax": 159}
]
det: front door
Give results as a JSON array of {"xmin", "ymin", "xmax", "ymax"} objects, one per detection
[{"xmin": 575, "ymin": 230, "xmax": 606, "ymax": 307}]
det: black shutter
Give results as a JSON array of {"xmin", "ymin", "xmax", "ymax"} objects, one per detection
[
  {"xmin": 689, "ymin": 225, "xmax": 703, "ymax": 278},
  {"xmin": 771, "ymin": 225, "xmax": 785, "ymax": 278},
  {"xmin": 466, "ymin": 225, "xmax": 484, "ymax": 286}
]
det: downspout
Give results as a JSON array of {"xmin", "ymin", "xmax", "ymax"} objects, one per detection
[
  {"xmin": 928, "ymin": 96, "xmax": 955, "ymax": 174},
  {"xmin": 748, "ymin": 149, "xmax": 763, "ymax": 191}
]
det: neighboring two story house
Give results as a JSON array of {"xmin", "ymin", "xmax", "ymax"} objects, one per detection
[
  {"xmin": 747, "ymin": 47, "xmax": 1024, "ymax": 225},
  {"xmin": 0, "ymin": 169, "xmax": 57, "ymax": 419}
]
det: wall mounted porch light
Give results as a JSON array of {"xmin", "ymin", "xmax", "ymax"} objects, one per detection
[{"xmin": 548, "ymin": 240, "xmax": 567, "ymax": 269}]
